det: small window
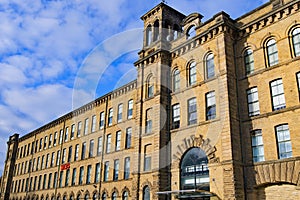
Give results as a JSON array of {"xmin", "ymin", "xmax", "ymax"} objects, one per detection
[
  {"xmin": 71, "ymin": 124, "xmax": 75, "ymax": 139},
  {"xmin": 97, "ymin": 137, "xmax": 103, "ymax": 156},
  {"xmin": 95, "ymin": 163, "xmax": 100, "ymax": 183},
  {"xmin": 65, "ymin": 169, "xmax": 70, "ymax": 186},
  {"xmin": 266, "ymin": 39, "xmax": 279, "ymax": 67},
  {"xmin": 147, "ymin": 76, "xmax": 154, "ymax": 98},
  {"xmin": 113, "ymin": 160, "xmax": 119, "ymax": 181},
  {"xmin": 117, "ymin": 104, "xmax": 123, "ymax": 123},
  {"xmin": 108, "ymin": 108, "xmax": 113, "ymax": 126},
  {"xmin": 86, "ymin": 165, "xmax": 92, "ymax": 184},
  {"xmin": 292, "ymin": 28, "xmax": 300, "ymax": 57},
  {"xmin": 188, "ymin": 98, "xmax": 197, "ymax": 125},
  {"xmin": 188, "ymin": 62, "xmax": 197, "ymax": 86},
  {"xmin": 244, "ymin": 49, "xmax": 254, "ymax": 75},
  {"xmin": 122, "ymin": 191, "xmax": 129, "ymax": 200},
  {"xmin": 172, "ymin": 104, "xmax": 180, "ymax": 129},
  {"xmin": 77, "ymin": 122, "xmax": 82, "ymax": 137},
  {"xmin": 143, "ymin": 186, "xmax": 150, "ymax": 200},
  {"xmin": 102, "ymin": 193, "xmax": 107, "ymax": 200},
  {"xmin": 276, "ymin": 124, "xmax": 292, "ymax": 159},
  {"xmin": 79, "ymin": 166, "xmax": 84, "ymax": 185},
  {"xmin": 74, "ymin": 144, "xmax": 79, "ymax": 161},
  {"xmin": 99, "ymin": 112, "xmax": 105, "ymax": 129},
  {"xmin": 251, "ymin": 130, "xmax": 265, "ymax": 162},
  {"xmin": 270, "ymin": 79, "xmax": 286, "ymax": 111},
  {"xmin": 64, "ymin": 127, "xmax": 68, "ymax": 142},
  {"xmin": 206, "ymin": 91, "xmax": 216, "ymax": 120},
  {"xmin": 247, "ymin": 87, "xmax": 260, "ymax": 116},
  {"xmin": 173, "ymin": 69, "xmax": 180, "ymax": 92},
  {"xmin": 206, "ymin": 53, "xmax": 215, "ymax": 79},
  {"xmin": 81, "ymin": 142, "xmax": 86, "ymax": 160},
  {"xmin": 62, "ymin": 148, "xmax": 66, "ymax": 164},
  {"xmin": 72, "ymin": 168, "xmax": 76, "ymax": 186},
  {"xmin": 68, "ymin": 146, "xmax": 72, "ymax": 163},
  {"xmin": 127, "ymin": 100, "xmax": 133, "ymax": 119},
  {"xmin": 144, "ymin": 145, "xmax": 151, "ymax": 171}
]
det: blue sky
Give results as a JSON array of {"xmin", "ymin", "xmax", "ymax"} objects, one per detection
[{"xmin": 0, "ymin": 0, "xmax": 269, "ymax": 175}]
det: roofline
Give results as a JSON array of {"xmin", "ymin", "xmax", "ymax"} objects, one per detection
[
  {"xmin": 18, "ymin": 79, "xmax": 137, "ymax": 142},
  {"xmin": 235, "ymin": 0, "xmax": 272, "ymax": 21},
  {"xmin": 140, "ymin": 2, "xmax": 186, "ymax": 20}
]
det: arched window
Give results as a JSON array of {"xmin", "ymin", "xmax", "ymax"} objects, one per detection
[
  {"xmin": 143, "ymin": 186, "xmax": 150, "ymax": 200},
  {"xmin": 122, "ymin": 191, "xmax": 129, "ymax": 200},
  {"xmin": 84, "ymin": 194, "xmax": 89, "ymax": 200},
  {"xmin": 146, "ymin": 75, "xmax": 154, "ymax": 98},
  {"xmin": 153, "ymin": 20, "xmax": 160, "ymax": 41},
  {"xmin": 93, "ymin": 193, "xmax": 97, "ymax": 200},
  {"xmin": 173, "ymin": 69, "xmax": 180, "ymax": 92},
  {"xmin": 292, "ymin": 27, "xmax": 300, "ymax": 57},
  {"xmin": 266, "ymin": 39, "xmax": 279, "ymax": 66},
  {"xmin": 76, "ymin": 194, "xmax": 81, "ymax": 200},
  {"xmin": 180, "ymin": 148, "xmax": 209, "ymax": 191},
  {"xmin": 63, "ymin": 196, "xmax": 67, "ymax": 200},
  {"xmin": 111, "ymin": 192, "xmax": 117, "ymax": 200},
  {"xmin": 102, "ymin": 193, "xmax": 107, "ymax": 200},
  {"xmin": 244, "ymin": 49, "xmax": 254, "ymax": 75},
  {"xmin": 206, "ymin": 53, "xmax": 215, "ymax": 79},
  {"xmin": 187, "ymin": 25, "xmax": 196, "ymax": 39},
  {"xmin": 70, "ymin": 195, "xmax": 74, "ymax": 200},
  {"xmin": 146, "ymin": 25, "xmax": 152, "ymax": 46},
  {"xmin": 188, "ymin": 62, "xmax": 197, "ymax": 86}
]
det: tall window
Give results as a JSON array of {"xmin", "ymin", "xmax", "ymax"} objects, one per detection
[
  {"xmin": 89, "ymin": 140, "xmax": 94, "ymax": 158},
  {"xmin": 173, "ymin": 69, "xmax": 180, "ymax": 91},
  {"xmin": 65, "ymin": 169, "xmax": 70, "ymax": 187},
  {"xmin": 172, "ymin": 104, "xmax": 180, "ymax": 129},
  {"xmin": 276, "ymin": 124, "xmax": 292, "ymax": 159},
  {"xmin": 49, "ymin": 134, "xmax": 53, "ymax": 147},
  {"xmin": 86, "ymin": 165, "xmax": 92, "ymax": 184},
  {"xmin": 117, "ymin": 104, "xmax": 123, "ymax": 123},
  {"xmin": 292, "ymin": 28, "xmax": 300, "ymax": 57},
  {"xmin": 106, "ymin": 134, "xmax": 111, "ymax": 153},
  {"xmin": 144, "ymin": 145, "xmax": 151, "ymax": 171},
  {"xmin": 266, "ymin": 39, "xmax": 279, "ymax": 66},
  {"xmin": 64, "ymin": 127, "xmax": 69, "ymax": 142},
  {"xmin": 112, "ymin": 192, "xmax": 117, "ymax": 200},
  {"xmin": 84, "ymin": 118, "xmax": 89, "ymax": 135},
  {"xmin": 247, "ymin": 87, "xmax": 260, "ymax": 116},
  {"xmin": 103, "ymin": 161, "xmax": 109, "ymax": 182},
  {"xmin": 54, "ymin": 132, "xmax": 58, "ymax": 146},
  {"xmin": 206, "ymin": 53, "xmax": 215, "ymax": 79},
  {"xmin": 145, "ymin": 108, "xmax": 152, "ymax": 134},
  {"xmin": 59, "ymin": 129, "xmax": 63, "ymax": 144},
  {"xmin": 180, "ymin": 148, "xmax": 209, "ymax": 191},
  {"xmin": 97, "ymin": 137, "xmax": 103, "ymax": 156},
  {"xmin": 44, "ymin": 136, "xmax": 48, "ymax": 149},
  {"xmin": 77, "ymin": 121, "xmax": 82, "ymax": 137},
  {"xmin": 99, "ymin": 112, "xmax": 105, "ymax": 129},
  {"xmin": 127, "ymin": 100, "xmax": 133, "ymax": 119},
  {"xmin": 81, "ymin": 142, "xmax": 86, "ymax": 160},
  {"xmin": 146, "ymin": 25, "xmax": 152, "ymax": 46},
  {"xmin": 45, "ymin": 154, "xmax": 49, "ymax": 169},
  {"xmin": 251, "ymin": 130, "xmax": 265, "ymax": 162},
  {"xmin": 270, "ymin": 79, "xmax": 286, "ymax": 110},
  {"xmin": 79, "ymin": 166, "xmax": 84, "ymax": 185},
  {"xmin": 206, "ymin": 91, "xmax": 216, "ymax": 120},
  {"xmin": 102, "ymin": 193, "xmax": 107, "ymax": 200},
  {"xmin": 188, "ymin": 61, "xmax": 196, "ymax": 86},
  {"xmin": 125, "ymin": 128, "xmax": 132, "ymax": 149},
  {"xmin": 68, "ymin": 146, "xmax": 72, "ymax": 163},
  {"xmin": 72, "ymin": 168, "xmax": 76, "ymax": 186},
  {"xmin": 59, "ymin": 171, "xmax": 64, "ymax": 188},
  {"xmin": 108, "ymin": 108, "xmax": 113, "ymax": 126},
  {"xmin": 95, "ymin": 163, "xmax": 100, "ymax": 183},
  {"xmin": 153, "ymin": 20, "xmax": 159, "ymax": 41},
  {"xmin": 70, "ymin": 124, "xmax": 75, "ymax": 140},
  {"xmin": 116, "ymin": 131, "xmax": 121, "ymax": 151},
  {"xmin": 244, "ymin": 49, "xmax": 254, "ymax": 75},
  {"xmin": 122, "ymin": 191, "xmax": 129, "ymax": 200},
  {"xmin": 62, "ymin": 148, "xmax": 66, "ymax": 164},
  {"xmin": 56, "ymin": 151, "xmax": 60, "ymax": 166},
  {"xmin": 188, "ymin": 98, "xmax": 197, "ymax": 125},
  {"xmin": 91, "ymin": 115, "xmax": 97, "ymax": 132},
  {"xmin": 48, "ymin": 173, "xmax": 52, "ymax": 189},
  {"xmin": 113, "ymin": 160, "xmax": 119, "ymax": 181},
  {"xmin": 124, "ymin": 157, "xmax": 130, "ymax": 180},
  {"xmin": 143, "ymin": 186, "xmax": 150, "ymax": 200},
  {"xmin": 147, "ymin": 76, "xmax": 154, "ymax": 98},
  {"xmin": 51, "ymin": 152, "xmax": 55, "ymax": 167},
  {"xmin": 187, "ymin": 25, "xmax": 196, "ymax": 39},
  {"xmin": 74, "ymin": 144, "xmax": 79, "ymax": 161},
  {"xmin": 53, "ymin": 172, "xmax": 57, "ymax": 188}
]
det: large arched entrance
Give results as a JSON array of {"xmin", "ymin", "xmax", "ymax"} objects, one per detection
[{"xmin": 179, "ymin": 147, "xmax": 210, "ymax": 199}]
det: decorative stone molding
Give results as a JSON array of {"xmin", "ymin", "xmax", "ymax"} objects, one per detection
[{"xmin": 172, "ymin": 135, "xmax": 219, "ymax": 167}]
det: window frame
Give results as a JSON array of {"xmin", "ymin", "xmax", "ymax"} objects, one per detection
[
  {"xmin": 188, "ymin": 61, "xmax": 197, "ymax": 86},
  {"xmin": 173, "ymin": 69, "xmax": 180, "ymax": 92},
  {"xmin": 247, "ymin": 87, "xmax": 260, "ymax": 116},
  {"xmin": 172, "ymin": 104, "xmax": 180, "ymax": 129},
  {"xmin": 244, "ymin": 48, "xmax": 254, "ymax": 75},
  {"xmin": 291, "ymin": 27, "xmax": 300, "ymax": 57},
  {"xmin": 206, "ymin": 91, "xmax": 216, "ymax": 120},
  {"xmin": 205, "ymin": 53, "xmax": 215, "ymax": 79},
  {"xmin": 266, "ymin": 38, "xmax": 279, "ymax": 67},
  {"xmin": 270, "ymin": 79, "xmax": 286, "ymax": 111},
  {"xmin": 275, "ymin": 124, "xmax": 293, "ymax": 159},
  {"xmin": 188, "ymin": 98, "xmax": 197, "ymax": 125},
  {"xmin": 251, "ymin": 130, "xmax": 265, "ymax": 163}
]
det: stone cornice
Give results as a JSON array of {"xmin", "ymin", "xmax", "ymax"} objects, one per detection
[{"xmin": 237, "ymin": 0, "xmax": 300, "ymax": 38}]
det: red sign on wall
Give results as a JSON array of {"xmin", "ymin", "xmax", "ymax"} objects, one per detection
[{"xmin": 61, "ymin": 163, "xmax": 70, "ymax": 171}]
